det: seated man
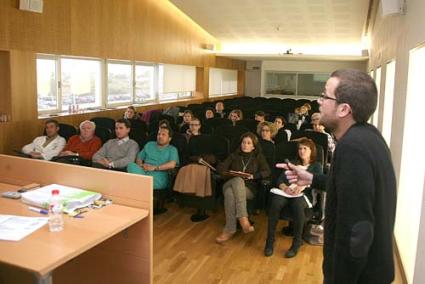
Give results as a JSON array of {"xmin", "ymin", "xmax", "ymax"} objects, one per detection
[
  {"xmin": 254, "ymin": 111, "xmax": 266, "ymax": 123},
  {"xmin": 92, "ymin": 119, "xmax": 139, "ymax": 170},
  {"xmin": 58, "ymin": 120, "xmax": 102, "ymax": 161},
  {"xmin": 22, "ymin": 119, "xmax": 66, "ymax": 161},
  {"xmin": 215, "ymin": 101, "xmax": 226, "ymax": 118},
  {"xmin": 127, "ymin": 126, "xmax": 179, "ymax": 189}
]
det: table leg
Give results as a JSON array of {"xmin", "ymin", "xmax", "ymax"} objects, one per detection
[{"xmin": 34, "ymin": 272, "xmax": 52, "ymax": 284}]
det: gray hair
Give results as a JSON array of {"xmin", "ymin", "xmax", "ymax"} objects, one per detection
[{"xmin": 79, "ymin": 120, "xmax": 96, "ymax": 130}]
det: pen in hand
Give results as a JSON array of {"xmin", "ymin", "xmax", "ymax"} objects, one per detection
[{"xmin": 28, "ymin": 206, "xmax": 48, "ymax": 215}]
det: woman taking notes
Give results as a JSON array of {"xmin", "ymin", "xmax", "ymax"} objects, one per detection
[
  {"xmin": 264, "ymin": 138, "xmax": 322, "ymax": 258},
  {"xmin": 216, "ymin": 132, "xmax": 270, "ymax": 243}
]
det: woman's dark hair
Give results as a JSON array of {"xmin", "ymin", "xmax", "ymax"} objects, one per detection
[
  {"xmin": 237, "ymin": 132, "xmax": 259, "ymax": 153},
  {"xmin": 274, "ymin": 115, "xmax": 286, "ymax": 125},
  {"xmin": 183, "ymin": 110, "xmax": 193, "ymax": 116},
  {"xmin": 296, "ymin": 138, "xmax": 317, "ymax": 164}
]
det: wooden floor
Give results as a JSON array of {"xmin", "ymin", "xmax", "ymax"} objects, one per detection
[{"xmin": 153, "ymin": 203, "xmax": 405, "ymax": 284}]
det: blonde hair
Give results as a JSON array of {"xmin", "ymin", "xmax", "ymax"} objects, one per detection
[{"xmin": 257, "ymin": 121, "xmax": 277, "ymax": 138}]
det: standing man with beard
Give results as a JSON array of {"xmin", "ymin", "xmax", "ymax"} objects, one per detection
[{"xmin": 284, "ymin": 69, "xmax": 397, "ymax": 284}]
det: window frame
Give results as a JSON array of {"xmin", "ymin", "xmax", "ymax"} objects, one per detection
[
  {"xmin": 264, "ymin": 70, "xmax": 329, "ymax": 98},
  {"xmin": 105, "ymin": 59, "xmax": 134, "ymax": 107},
  {"xmin": 36, "ymin": 54, "xmax": 198, "ymax": 116}
]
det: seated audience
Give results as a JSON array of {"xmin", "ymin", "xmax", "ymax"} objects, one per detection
[
  {"xmin": 274, "ymin": 116, "xmax": 291, "ymax": 140},
  {"xmin": 228, "ymin": 109, "xmax": 243, "ymax": 126},
  {"xmin": 92, "ymin": 119, "xmax": 139, "ymax": 170},
  {"xmin": 184, "ymin": 117, "xmax": 202, "ymax": 142},
  {"xmin": 22, "ymin": 119, "xmax": 66, "ymax": 161},
  {"xmin": 179, "ymin": 110, "xmax": 193, "ymax": 133},
  {"xmin": 264, "ymin": 138, "xmax": 322, "ymax": 258},
  {"xmin": 59, "ymin": 120, "xmax": 102, "ymax": 160},
  {"xmin": 257, "ymin": 121, "xmax": 277, "ymax": 143},
  {"xmin": 124, "ymin": 106, "xmax": 140, "ymax": 120},
  {"xmin": 204, "ymin": 108, "xmax": 215, "ymax": 120},
  {"xmin": 215, "ymin": 101, "xmax": 226, "ymax": 118},
  {"xmin": 216, "ymin": 132, "xmax": 270, "ymax": 243},
  {"xmin": 254, "ymin": 111, "xmax": 266, "ymax": 123},
  {"xmin": 127, "ymin": 127, "xmax": 179, "ymax": 189}
]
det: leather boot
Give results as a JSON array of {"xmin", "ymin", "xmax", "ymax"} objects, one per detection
[
  {"xmin": 285, "ymin": 240, "xmax": 303, "ymax": 258},
  {"xmin": 264, "ymin": 239, "xmax": 274, "ymax": 257}
]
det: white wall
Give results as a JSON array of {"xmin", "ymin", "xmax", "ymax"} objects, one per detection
[
  {"xmin": 369, "ymin": 0, "xmax": 425, "ymax": 283},
  {"xmin": 245, "ymin": 61, "xmax": 262, "ymax": 97},
  {"xmin": 260, "ymin": 59, "xmax": 367, "ymax": 97}
]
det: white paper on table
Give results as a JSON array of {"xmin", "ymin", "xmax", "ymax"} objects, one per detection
[
  {"xmin": 0, "ymin": 215, "xmax": 48, "ymax": 241},
  {"xmin": 270, "ymin": 187, "xmax": 304, "ymax": 198}
]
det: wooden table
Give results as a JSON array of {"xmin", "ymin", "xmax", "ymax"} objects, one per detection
[{"xmin": 0, "ymin": 183, "xmax": 148, "ymax": 283}]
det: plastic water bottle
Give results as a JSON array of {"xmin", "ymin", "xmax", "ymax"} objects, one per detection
[{"xmin": 49, "ymin": 189, "xmax": 64, "ymax": 232}]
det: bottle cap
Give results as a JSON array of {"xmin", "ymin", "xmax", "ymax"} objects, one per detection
[{"xmin": 51, "ymin": 189, "xmax": 60, "ymax": 195}]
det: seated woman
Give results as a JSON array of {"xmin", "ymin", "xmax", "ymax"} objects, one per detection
[
  {"xmin": 274, "ymin": 116, "xmax": 291, "ymax": 140},
  {"xmin": 228, "ymin": 109, "xmax": 243, "ymax": 126},
  {"xmin": 216, "ymin": 132, "xmax": 270, "ymax": 243},
  {"xmin": 184, "ymin": 117, "xmax": 202, "ymax": 142},
  {"xmin": 264, "ymin": 138, "xmax": 322, "ymax": 258},
  {"xmin": 179, "ymin": 110, "xmax": 193, "ymax": 133},
  {"xmin": 257, "ymin": 121, "xmax": 277, "ymax": 143}
]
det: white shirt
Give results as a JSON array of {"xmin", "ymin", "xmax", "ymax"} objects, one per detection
[{"xmin": 22, "ymin": 135, "xmax": 66, "ymax": 161}]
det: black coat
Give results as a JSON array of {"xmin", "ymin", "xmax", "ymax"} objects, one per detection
[{"xmin": 313, "ymin": 123, "xmax": 397, "ymax": 284}]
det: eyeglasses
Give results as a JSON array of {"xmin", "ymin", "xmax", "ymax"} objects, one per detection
[
  {"xmin": 261, "ymin": 128, "xmax": 271, "ymax": 132},
  {"xmin": 319, "ymin": 92, "xmax": 337, "ymax": 101},
  {"xmin": 190, "ymin": 123, "xmax": 200, "ymax": 126}
]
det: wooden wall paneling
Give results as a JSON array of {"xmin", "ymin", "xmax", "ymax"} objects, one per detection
[
  {"xmin": 203, "ymin": 67, "xmax": 210, "ymax": 98},
  {"xmin": 0, "ymin": 4, "xmax": 10, "ymax": 50},
  {"xmin": 238, "ymin": 70, "xmax": 245, "ymax": 96},
  {"xmin": 103, "ymin": 0, "xmax": 135, "ymax": 60},
  {"xmin": 5, "ymin": 0, "xmax": 71, "ymax": 54},
  {"xmin": 0, "ymin": 51, "xmax": 11, "ymax": 115},
  {"xmin": 9, "ymin": 50, "xmax": 37, "ymax": 122},
  {"xmin": 69, "ymin": 0, "xmax": 105, "ymax": 58}
]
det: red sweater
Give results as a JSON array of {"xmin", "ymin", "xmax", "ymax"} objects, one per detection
[{"xmin": 63, "ymin": 135, "xmax": 102, "ymax": 160}]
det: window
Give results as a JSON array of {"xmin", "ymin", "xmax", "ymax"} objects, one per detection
[
  {"xmin": 36, "ymin": 54, "xmax": 199, "ymax": 114},
  {"xmin": 395, "ymin": 44, "xmax": 425, "ymax": 284},
  {"xmin": 61, "ymin": 57, "xmax": 102, "ymax": 110},
  {"xmin": 107, "ymin": 61, "xmax": 133, "ymax": 105},
  {"xmin": 209, "ymin": 68, "xmax": 238, "ymax": 97},
  {"xmin": 382, "ymin": 61, "xmax": 396, "ymax": 146},
  {"xmin": 371, "ymin": 67, "xmax": 381, "ymax": 127},
  {"xmin": 265, "ymin": 71, "xmax": 328, "ymax": 97},
  {"xmin": 36, "ymin": 57, "xmax": 58, "ymax": 112},
  {"xmin": 135, "ymin": 64, "xmax": 155, "ymax": 103},
  {"xmin": 158, "ymin": 64, "xmax": 195, "ymax": 101}
]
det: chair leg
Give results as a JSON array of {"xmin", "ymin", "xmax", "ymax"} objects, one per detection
[{"xmin": 190, "ymin": 209, "xmax": 209, "ymax": 222}]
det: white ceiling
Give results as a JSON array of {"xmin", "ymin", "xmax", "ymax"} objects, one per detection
[{"xmin": 170, "ymin": 0, "xmax": 370, "ymax": 57}]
